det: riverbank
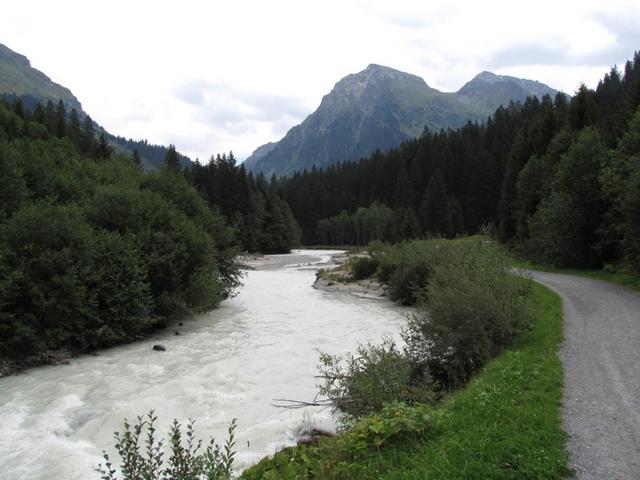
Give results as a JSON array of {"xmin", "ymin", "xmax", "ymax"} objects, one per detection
[
  {"xmin": 0, "ymin": 249, "xmax": 345, "ymax": 378},
  {"xmin": 0, "ymin": 251, "xmax": 409, "ymax": 480},
  {"xmin": 241, "ymin": 281, "xmax": 572, "ymax": 479},
  {"xmin": 311, "ymin": 251, "xmax": 389, "ymax": 300},
  {"xmin": 0, "ymin": 331, "xmax": 153, "ymax": 378}
]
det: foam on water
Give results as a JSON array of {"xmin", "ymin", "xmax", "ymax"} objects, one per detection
[{"xmin": 0, "ymin": 250, "xmax": 407, "ymax": 479}]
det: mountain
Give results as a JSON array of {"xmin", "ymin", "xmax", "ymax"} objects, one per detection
[
  {"xmin": 244, "ymin": 65, "xmax": 560, "ymax": 177},
  {"xmin": 0, "ymin": 43, "xmax": 83, "ymax": 112},
  {"xmin": 0, "ymin": 42, "xmax": 189, "ymax": 170},
  {"xmin": 455, "ymin": 71, "xmax": 561, "ymax": 111}
]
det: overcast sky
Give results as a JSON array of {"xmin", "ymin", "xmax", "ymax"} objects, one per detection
[{"xmin": 2, "ymin": 0, "xmax": 639, "ymax": 161}]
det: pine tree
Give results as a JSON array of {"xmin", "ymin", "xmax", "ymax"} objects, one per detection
[
  {"xmin": 80, "ymin": 115, "xmax": 96, "ymax": 155},
  {"xmin": 420, "ymin": 169, "xmax": 451, "ymax": 236},
  {"xmin": 164, "ymin": 144, "xmax": 181, "ymax": 173},
  {"xmin": 12, "ymin": 98, "xmax": 24, "ymax": 118},
  {"xmin": 68, "ymin": 109, "xmax": 82, "ymax": 147},
  {"xmin": 54, "ymin": 99, "xmax": 67, "ymax": 137},
  {"xmin": 95, "ymin": 133, "xmax": 112, "ymax": 160},
  {"xmin": 33, "ymin": 103, "xmax": 45, "ymax": 124},
  {"xmin": 132, "ymin": 149, "xmax": 142, "ymax": 168},
  {"xmin": 448, "ymin": 197, "xmax": 465, "ymax": 236}
]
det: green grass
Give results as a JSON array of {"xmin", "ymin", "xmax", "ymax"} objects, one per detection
[{"xmin": 241, "ymin": 282, "xmax": 572, "ymax": 479}]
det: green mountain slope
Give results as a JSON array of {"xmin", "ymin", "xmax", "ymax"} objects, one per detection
[{"xmin": 0, "ymin": 42, "xmax": 189, "ymax": 170}]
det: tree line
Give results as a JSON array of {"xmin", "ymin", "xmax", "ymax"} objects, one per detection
[
  {"xmin": 0, "ymin": 97, "xmax": 241, "ymax": 361},
  {"xmin": 273, "ymin": 51, "xmax": 640, "ymax": 273},
  {"xmin": 185, "ymin": 153, "xmax": 300, "ymax": 253}
]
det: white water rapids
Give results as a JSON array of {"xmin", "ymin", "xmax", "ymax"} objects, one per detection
[{"xmin": 0, "ymin": 250, "xmax": 408, "ymax": 479}]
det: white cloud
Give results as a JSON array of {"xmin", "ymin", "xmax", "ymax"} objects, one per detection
[{"xmin": 2, "ymin": 0, "xmax": 638, "ymax": 161}]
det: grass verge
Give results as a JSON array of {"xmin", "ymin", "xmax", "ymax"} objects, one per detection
[
  {"xmin": 240, "ymin": 281, "xmax": 572, "ymax": 479},
  {"xmin": 509, "ymin": 254, "xmax": 640, "ymax": 293}
]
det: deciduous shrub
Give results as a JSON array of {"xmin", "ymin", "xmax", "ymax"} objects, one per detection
[
  {"xmin": 406, "ymin": 243, "xmax": 533, "ymax": 386},
  {"xmin": 349, "ymin": 256, "xmax": 378, "ymax": 280},
  {"xmin": 317, "ymin": 340, "xmax": 434, "ymax": 420},
  {"xmin": 97, "ymin": 411, "xmax": 237, "ymax": 480}
]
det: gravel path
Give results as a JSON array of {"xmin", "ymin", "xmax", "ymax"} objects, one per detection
[{"xmin": 526, "ymin": 271, "xmax": 640, "ymax": 479}]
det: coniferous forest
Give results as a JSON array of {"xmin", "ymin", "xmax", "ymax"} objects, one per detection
[{"xmin": 273, "ymin": 52, "xmax": 640, "ymax": 273}]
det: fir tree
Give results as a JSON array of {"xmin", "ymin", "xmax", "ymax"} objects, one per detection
[
  {"xmin": 68, "ymin": 109, "xmax": 82, "ymax": 147},
  {"xmin": 420, "ymin": 169, "xmax": 451, "ymax": 237},
  {"xmin": 132, "ymin": 149, "xmax": 142, "ymax": 168},
  {"xmin": 54, "ymin": 99, "xmax": 67, "ymax": 137},
  {"xmin": 164, "ymin": 144, "xmax": 181, "ymax": 172},
  {"xmin": 95, "ymin": 133, "xmax": 112, "ymax": 160}
]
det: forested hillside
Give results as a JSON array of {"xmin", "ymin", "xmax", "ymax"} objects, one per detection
[
  {"xmin": 0, "ymin": 42, "xmax": 192, "ymax": 170},
  {"xmin": 0, "ymin": 97, "xmax": 241, "ymax": 362},
  {"xmin": 275, "ymin": 51, "xmax": 640, "ymax": 273},
  {"xmin": 186, "ymin": 154, "xmax": 301, "ymax": 254}
]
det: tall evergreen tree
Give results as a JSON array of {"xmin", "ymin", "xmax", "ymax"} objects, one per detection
[
  {"xmin": 420, "ymin": 169, "xmax": 451, "ymax": 236},
  {"xmin": 95, "ymin": 133, "xmax": 112, "ymax": 160},
  {"xmin": 68, "ymin": 108, "xmax": 82, "ymax": 147},
  {"xmin": 132, "ymin": 149, "xmax": 142, "ymax": 168},
  {"xmin": 54, "ymin": 99, "xmax": 67, "ymax": 137},
  {"xmin": 448, "ymin": 197, "xmax": 465, "ymax": 236},
  {"xmin": 80, "ymin": 115, "xmax": 96, "ymax": 155},
  {"xmin": 164, "ymin": 144, "xmax": 181, "ymax": 172}
]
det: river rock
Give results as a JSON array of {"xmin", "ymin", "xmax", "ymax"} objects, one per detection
[
  {"xmin": 152, "ymin": 344, "xmax": 166, "ymax": 352},
  {"xmin": 296, "ymin": 426, "xmax": 335, "ymax": 446}
]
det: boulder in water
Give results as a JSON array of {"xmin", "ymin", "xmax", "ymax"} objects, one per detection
[{"xmin": 152, "ymin": 344, "xmax": 166, "ymax": 352}]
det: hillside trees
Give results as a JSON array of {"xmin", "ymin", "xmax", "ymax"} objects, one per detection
[
  {"xmin": 271, "ymin": 50, "xmax": 640, "ymax": 270},
  {"xmin": 187, "ymin": 153, "xmax": 300, "ymax": 253},
  {"xmin": 0, "ymin": 99, "xmax": 240, "ymax": 359}
]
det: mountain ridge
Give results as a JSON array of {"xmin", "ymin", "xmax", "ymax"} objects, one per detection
[
  {"xmin": 0, "ymin": 42, "xmax": 190, "ymax": 170},
  {"xmin": 244, "ymin": 65, "xmax": 560, "ymax": 176}
]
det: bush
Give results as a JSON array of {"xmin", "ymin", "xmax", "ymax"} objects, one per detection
[
  {"xmin": 0, "ymin": 203, "xmax": 96, "ymax": 355},
  {"xmin": 369, "ymin": 240, "xmax": 457, "ymax": 305},
  {"xmin": 242, "ymin": 402, "xmax": 439, "ymax": 479},
  {"xmin": 317, "ymin": 340, "xmax": 434, "ymax": 420},
  {"xmin": 405, "ymin": 243, "xmax": 533, "ymax": 387},
  {"xmin": 349, "ymin": 256, "xmax": 378, "ymax": 280},
  {"xmin": 97, "ymin": 411, "xmax": 237, "ymax": 480},
  {"xmin": 0, "ymin": 135, "xmax": 242, "ymax": 361}
]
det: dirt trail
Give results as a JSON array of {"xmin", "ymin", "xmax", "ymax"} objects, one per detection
[{"xmin": 526, "ymin": 271, "xmax": 640, "ymax": 479}]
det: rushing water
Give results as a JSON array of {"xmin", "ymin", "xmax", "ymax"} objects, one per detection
[{"xmin": 0, "ymin": 250, "xmax": 408, "ymax": 479}]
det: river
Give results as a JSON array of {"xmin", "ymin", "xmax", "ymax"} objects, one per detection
[{"xmin": 0, "ymin": 250, "xmax": 408, "ymax": 479}]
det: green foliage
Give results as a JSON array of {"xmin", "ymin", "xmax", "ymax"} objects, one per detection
[
  {"xmin": 188, "ymin": 153, "xmax": 300, "ymax": 253},
  {"xmin": 97, "ymin": 411, "xmax": 237, "ymax": 480},
  {"xmin": 316, "ymin": 202, "xmax": 394, "ymax": 246},
  {"xmin": 242, "ymin": 402, "xmax": 439, "ymax": 480},
  {"xmin": 242, "ymin": 283, "xmax": 570, "ymax": 479},
  {"xmin": 406, "ymin": 243, "xmax": 533, "ymax": 386},
  {"xmin": 317, "ymin": 340, "xmax": 434, "ymax": 420},
  {"xmin": 419, "ymin": 169, "xmax": 451, "ymax": 236},
  {"xmin": 349, "ymin": 256, "xmax": 378, "ymax": 280},
  {"xmin": 369, "ymin": 240, "xmax": 455, "ymax": 305},
  {"xmin": 527, "ymin": 127, "xmax": 609, "ymax": 268},
  {"xmin": 0, "ymin": 102, "xmax": 241, "ymax": 361},
  {"xmin": 164, "ymin": 144, "xmax": 181, "ymax": 173}
]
